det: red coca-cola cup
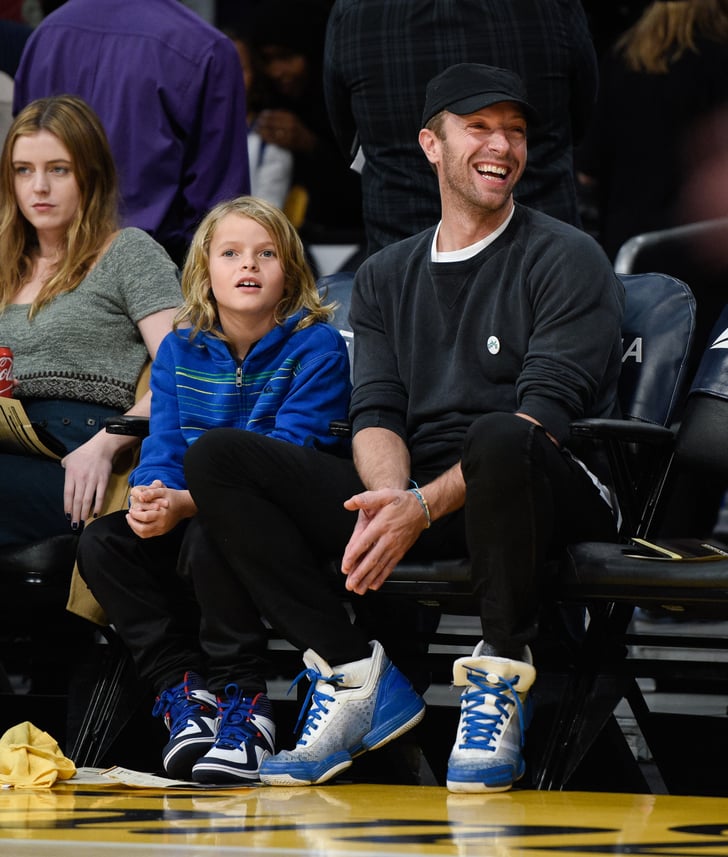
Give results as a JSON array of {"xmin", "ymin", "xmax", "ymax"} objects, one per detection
[{"xmin": 0, "ymin": 346, "xmax": 14, "ymax": 397}]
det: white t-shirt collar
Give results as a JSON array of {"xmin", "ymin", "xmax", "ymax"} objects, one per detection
[{"xmin": 431, "ymin": 206, "xmax": 515, "ymax": 262}]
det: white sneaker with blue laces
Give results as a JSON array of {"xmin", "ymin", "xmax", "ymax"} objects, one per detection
[
  {"xmin": 192, "ymin": 688, "xmax": 275, "ymax": 784},
  {"xmin": 259, "ymin": 640, "xmax": 425, "ymax": 786},
  {"xmin": 152, "ymin": 671, "xmax": 218, "ymax": 780},
  {"xmin": 446, "ymin": 643, "xmax": 536, "ymax": 793}
]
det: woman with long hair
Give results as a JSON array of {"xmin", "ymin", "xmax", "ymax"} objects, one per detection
[
  {"xmin": 0, "ymin": 94, "xmax": 181, "ymax": 546},
  {"xmin": 576, "ymin": 0, "xmax": 728, "ymax": 260}
]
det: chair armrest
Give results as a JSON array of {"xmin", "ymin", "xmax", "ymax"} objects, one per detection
[
  {"xmin": 570, "ymin": 418, "xmax": 675, "ymax": 446},
  {"xmin": 329, "ymin": 417, "xmax": 673, "ymax": 448},
  {"xmin": 327, "ymin": 417, "xmax": 674, "ymax": 448},
  {"xmin": 104, "ymin": 415, "xmax": 151, "ymax": 438},
  {"xmin": 570, "ymin": 418, "xmax": 677, "ymax": 537},
  {"xmin": 329, "ymin": 419, "xmax": 352, "ymax": 438}
]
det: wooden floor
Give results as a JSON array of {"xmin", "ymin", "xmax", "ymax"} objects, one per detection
[
  {"xmin": 3, "ymin": 608, "xmax": 728, "ymax": 855},
  {"xmin": 2, "ymin": 778, "xmax": 728, "ymax": 856}
]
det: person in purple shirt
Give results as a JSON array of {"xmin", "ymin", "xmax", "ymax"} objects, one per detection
[{"xmin": 13, "ymin": 0, "xmax": 250, "ymax": 266}]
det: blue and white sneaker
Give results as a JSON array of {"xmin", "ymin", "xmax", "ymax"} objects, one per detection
[
  {"xmin": 446, "ymin": 643, "xmax": 536, "ymax": 793},
  {"xmin": 152, "ymin": 671, "xmax": 217, "ymax": 780},
  {"xmin": 192, "ymin": 688, "xmax": 275, "ymax": 784},
  {"xmin": 259, "ymin": 640, "xmax": 425, "ymax": 786}
]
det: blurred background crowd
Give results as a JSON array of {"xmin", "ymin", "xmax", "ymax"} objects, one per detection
[{"xmin": 2, "ymin": 0, "xmax": 728, "ymax": 275}]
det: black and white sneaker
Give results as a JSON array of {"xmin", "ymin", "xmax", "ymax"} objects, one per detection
[
  {"xmin": 192, "ymin": 687, "xmax": 275, "ymax": 784},
  {"xmin": 152, "ymin": 671, "xmax": 218, "ymax": 780}
]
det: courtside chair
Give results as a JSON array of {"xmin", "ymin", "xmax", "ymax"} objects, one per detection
[
  {"xmin": 615, "ymin": 217, "xmax": 728, "ymax": 542},
  {"xmin": 361, "ymin": 270, "xmax": 698, "ymax": 594},
  {"xmin": 537, "ymin": 305, "xmax": 728, "ymax": 795},
  {"xmin": 320, "ymin": 270, "xmax": 697, "ymax": 788},
  {"xmin": 0, "ymin": 451, "xmax": 141, "ymax": 758},
  {"xmin": 0, "ymin": 365, "xmax": 149, "ymax": 762},
  {"xmin": 0, "ymin": 534, "xmax": 83, "ymax": 699}
]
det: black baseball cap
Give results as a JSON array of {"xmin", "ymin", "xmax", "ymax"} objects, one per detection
[{"xmin": 421, "ymin": 63, "xmax": 538, "ymax": 127}]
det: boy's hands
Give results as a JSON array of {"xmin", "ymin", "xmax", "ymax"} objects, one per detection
[{"xmin": 126, "ymin": 480, "xmax": 196, "ymax": 538}]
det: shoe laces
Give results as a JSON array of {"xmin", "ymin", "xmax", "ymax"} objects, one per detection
[
  {"xmin": 287, "ymin": 666, "xmax": 343, "ymax": 743},
  {"xmin": 215, "ymin": 685, "xmax": 265, "ymax": 749},
  {"xmin": 458, "ymin": 667, "xmax": 527, "ymax": 752},
  {"xmin": 152, "ymin": 675, "xmax": 211, "ymax": 737}
]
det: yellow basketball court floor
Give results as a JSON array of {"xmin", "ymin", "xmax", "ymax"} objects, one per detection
[{"xmin": 2, "ymin": 779, "xmax": 728, "ymax": 856}]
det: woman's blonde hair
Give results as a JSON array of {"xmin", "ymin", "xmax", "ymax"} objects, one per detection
[
  {"xmin": 175, "ymin": 196, "xmax": 334, "ymax": 341},
  {"xmin": 618, "ymin": 0, "xmax": 728, "ymax": 74},
  {"xmin": 0, "ymin": 95, "xmax": 119, "ymax": 318}
]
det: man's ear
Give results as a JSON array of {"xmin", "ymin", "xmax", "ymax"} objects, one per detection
[{"xmin": 418, "ymin": 127, "xmax": 440, "ymax": 166}]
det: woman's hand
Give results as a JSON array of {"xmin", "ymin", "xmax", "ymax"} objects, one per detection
[
  {"xmin": 61, "ymin": 431, "xmax": 117, "ymax": 527},
  {"xmin": 58, "ymin": 308, "xmax": 178, "ymax": 529}
]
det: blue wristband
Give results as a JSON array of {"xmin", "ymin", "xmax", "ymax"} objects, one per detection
[{"xmin": 408, "ymin": 487, "xmax": 431, "ymax": 528}]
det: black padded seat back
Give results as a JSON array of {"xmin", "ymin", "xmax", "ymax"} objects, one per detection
[
  {"xmin": 318, "ymin": 272, "xmax": 355, "ymax": 340},
  {"xmin": 618, "ymin": 273, "xmax": 695, "ymax": 426},
  {"xmin": 0, "ymin": 534, "xmax": 79, "ymax": 620},
  {"xmin": 675, "ymin": 305, "xmax": 728, "ymax": 479},
  {"xmin": 615, "ymin": 218, "xmax": 728, "ymax": 385},
  {"xmin": 675, "ymin": 396, "xmax": 728, "ymax": 479},
  {"xmin": 318, "ymin": 272, "xmax": 355, "ymax": 382},
  {"xmin": 0, "ymin": 534, "xmax": 78, "ymax": 583}
]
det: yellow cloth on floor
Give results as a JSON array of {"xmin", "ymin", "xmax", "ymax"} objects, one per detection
[{"xmin": 0, "ymin": 722, "xmax": 76, "ymax": 788}]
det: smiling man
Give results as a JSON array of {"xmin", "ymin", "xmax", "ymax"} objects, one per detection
[{"xmin": 185, "ymin": 64, "xmax": 625, "ymax": 794}]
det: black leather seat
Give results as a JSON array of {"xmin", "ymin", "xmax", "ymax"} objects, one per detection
[
  {"xmin": 0, "ymin": 369, "xmax": 149, "ymax": 758},
  {"xmin": 0, "ymin": 533, "xmax": 95, "ymax": 750},
  {"xmin": 614, "ymin": 217, "xmax": 728, "ymax": 540},
  {"xmin": 539, "ymin": 305, "xmax": 728, "ymax": 794}
]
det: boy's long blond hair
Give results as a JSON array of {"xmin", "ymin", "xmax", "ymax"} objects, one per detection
[
  {"xmin": 618, "ymin": 0, "xmax": 728, "ymax": 74},
  {"xmin": 0, "ymin": 95, "xmax": 119, "ymax": 318},
  {"xmin": 175, "ymin": 196, "xmax": 334, "ymax": 342}
]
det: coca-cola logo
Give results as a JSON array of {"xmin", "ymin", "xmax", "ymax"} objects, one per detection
[{"xmin": 0, "ymin": 356, "xmax": 12, "ymax": 380}]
